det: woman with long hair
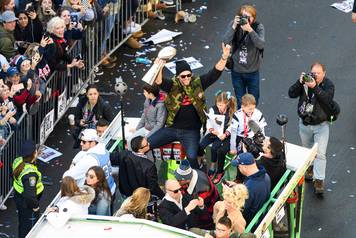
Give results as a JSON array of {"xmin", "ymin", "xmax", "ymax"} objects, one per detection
[
  {"xmin": 114, "ymin": 187, "xmax": 151, "ymax": 219},
  {"xmin": 0, "ymin": 0, "xmax": 15, "ymax": 13},
  {"xmin": 46, "ymin": 176, "xmax": 95, "ymax": 227},
  {"xmin": 85, "ymin": 166, "xmax": 112, "ymax": 215},
  {"xmin": 73, "ymin": 84, "xmax": 114, "ymax": 148}
]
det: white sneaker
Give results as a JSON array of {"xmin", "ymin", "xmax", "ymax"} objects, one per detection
[
  {"xmin": 162, "ymin": 0, "xmax": 174, "ymax": 5},
  {"xmin": 156, "ymin": 10, "xmax": 165, "ymax": 20},
  {"xmin": 123, "ymin": 22, "xmax": 142, "ymax": 34},
  {"xmin": 0, "ymin": 204, "xmax": 7, "ymax": 210}
]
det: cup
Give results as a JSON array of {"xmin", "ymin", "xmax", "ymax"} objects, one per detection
[{"xmin": 68, "ymin": 114, "xmax": 75, "ymax": 126}]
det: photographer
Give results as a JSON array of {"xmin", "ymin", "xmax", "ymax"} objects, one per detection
[
  {"xmin": 257, "ymin": 137, "xmax": 286, "ymax": 189},
  {"xmin": 288, "ymin": 62, "xmax": 335, "ymax": 195},
  {"xmin": 223, "ymin": 5, "xmax": 265, "ymax": 108}
]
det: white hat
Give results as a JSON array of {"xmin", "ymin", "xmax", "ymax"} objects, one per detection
[{"xmin": 80, "ymin": 129, "xmax": 99, "ymax": 142}]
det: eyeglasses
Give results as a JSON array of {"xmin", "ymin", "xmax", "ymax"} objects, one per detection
[
  {"xmin": 179, "ymin": 73, "xmax": 192, "ymax": 79},
  {"xmin": 168, "ymin": 187, "xmax": 181, "ymax": 194}
]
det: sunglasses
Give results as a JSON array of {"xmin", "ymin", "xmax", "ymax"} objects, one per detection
[
  {"xmin": 80, "ymin": 140, "xmax": 91, "ymax": 144},
  {"xmin": 179, "ymin": 73, "xmax": 192, "ymax": 79},
  {"xmin": 169, "ymin": 188, "xmax": 181, "ymax": 194},
  {"xmin": 86, "ymin": 174, "xmax": 96, "ymax": 179}
]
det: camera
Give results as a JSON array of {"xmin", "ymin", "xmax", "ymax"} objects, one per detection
[
  {"xmin": 239, "ymin": 15, "xmax": 249, "ymax": 25},
  {"xmin": 302, "ymin": 72, "xmax": 315, "ymax": 83},
  {"xmin": 26, "ymin": 4, "xmax": 35, "ymax": 13},
  {"xmin": 241, "ymin": 131, "xmax": 265, "ymax": 158}
]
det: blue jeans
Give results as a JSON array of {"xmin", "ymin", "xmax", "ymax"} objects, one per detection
[
  {"xmin": 101, "ymin": 14, "xmax": 116, "ymax": 56},
  {"xmin": 148, "ymin": 127, "xmax": 200, "ymax": 169},
  {"xmin": 231, "ymin": 70, "xmax": 260, "ymax": 108},
  {"xmin": 299, "ymin": 120, "xmax": 329, "ymax": 180}
]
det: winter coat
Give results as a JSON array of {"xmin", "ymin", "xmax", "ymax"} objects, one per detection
[
  {"xmin": 243, "ymin": 166, "xmax": 271, "ymax": 223},
  {"xmin": 257, "ymin": 155, "xmax": 286, "ymax": 189},
  {"xmin": 136, "ymin": 94, "xmax": 167, "ymax": 138},
  {"xmin": 55, "ymin": 185, "xmax": 95, "ymax": 216},
  {"xmin": 0, "ymin": 25, "xmax": 16, "ymax": 60},
  {"xmin": 88, "ymin": 190, "xmax": 111, "ymax": 216},
  {"xmin": 158, "ymin": 193, "xmax": 205, "ymax": 230},
  {"xmin": 44, "ymin": 33, "xmax": 72, "ymax": 72},
  {"xmin": 288, "ymin": 77, "xmax": 335, "ymax": 125},
  {"xmin": 63, "ymin": 143, "xmax": 108, "ymax": 186},
  {"xmin": 47, "ymin": 186, "xmax": 95, "ymax": 227},
  {"xmin": 110, "ymin": 150, "xmax": 164, "ymax": 199},
  {"xmin": 14, "ymin": 17, "xmax": 43, "ymax": 54},
  {"xmin": 74, "ymin": 95, "xmax": 115, "ymax": 129}
]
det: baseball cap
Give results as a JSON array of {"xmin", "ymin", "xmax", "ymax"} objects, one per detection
[
  {"xmin": 7, "ymin": 67, "xmax": 19, "ymax": 77},
  {"xmin": 231, "ymin": 152, "xmax": 255, "ymax": 167},
  {"xmin": 1, "ymin": 11, "xmax": 18, "ymax": 23},
  {"xmin": 79, "ymin": 129, "xmax": 99, "ymax": 142},
  {"xmin": 21, "ymin": 140, "xmax": 37, "ymax": 157}
]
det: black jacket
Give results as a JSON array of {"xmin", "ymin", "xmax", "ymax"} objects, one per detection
[
  {"xmin": 110, "ymin": 150, "xmax": 164, "ymax": 199},
  {"xmin": 257, "ymin": 155, "xmax": 286, "ymax": 189},
  {"xmin": 74, "ymin": 96, "xmax": 114, "ymax": 127},
  {"xmin": 14, "ymin": 17, "xmax": 43, "ymax": 54},
  {"xmin": 158, "ymin": 194, "xmax": 204, "ymax": 230},
  {"xmin": 288, "ymin": 77, "xmax": 334, "ymax": 125},
  {"xmin": 44, "ymin": 34, "xmax": 73, "ymax": 72}
]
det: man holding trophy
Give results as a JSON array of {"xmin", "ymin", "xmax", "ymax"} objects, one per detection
[{"xmin": 145, "ymin": 43, "xmax": 231, "ymax": 169}]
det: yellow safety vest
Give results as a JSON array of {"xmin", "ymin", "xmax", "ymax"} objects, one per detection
[{"xmin": 12, "ymin": 157, "xmax": 44, "ymax": 195}]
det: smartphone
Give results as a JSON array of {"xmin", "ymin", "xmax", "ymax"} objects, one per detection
[
  {"xmin": 43, "ymin": 32, "xmax": 50, "ymax": 39},
  {"xmin": 12, "ymin": 83, "xmax": 25, "ymax": 92},
  {"xmin": 75, "ymin": 53, "xmax": 82, "ymax": 61},
  {"xmin": 70, "ymin": 14, "xmax": 79, "ymax": 26}
]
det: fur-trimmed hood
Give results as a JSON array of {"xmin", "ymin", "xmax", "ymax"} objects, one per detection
[{"xmin": 70, "ymin": 185, "xmax": 96, "ymax": 205}]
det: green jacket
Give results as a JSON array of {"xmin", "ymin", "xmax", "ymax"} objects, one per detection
[
  {"xmin": 165, "ymin": 76, "xmax": 207, "ymax": 127},
  {"xmin": 0, "ymin": 25, "xmax": 16, "ymax": 60}
]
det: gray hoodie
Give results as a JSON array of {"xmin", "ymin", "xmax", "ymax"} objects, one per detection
[{"xmin": 223, "ymin": 20, "xmax": 265, "ymax": 73}]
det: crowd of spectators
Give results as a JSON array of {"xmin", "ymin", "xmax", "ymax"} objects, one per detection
[{"xmin": 8, "ymin": 1, "xmax": 326, "ymax": 237}]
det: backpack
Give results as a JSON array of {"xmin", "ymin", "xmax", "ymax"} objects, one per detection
[{"xmin": 320, "ymin": 99, "xmax": 340, "ymax": 122}]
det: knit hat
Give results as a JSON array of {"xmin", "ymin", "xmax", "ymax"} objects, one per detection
[
  {"xmin": 231, "ymin": 152, "xmax": 255, "ymax": 167},
  {"xmin": 175, "ymin": 60, "xmax": 191, "ymax": 76},
  {"xmin": 79, "ymin": 129, "xmax": 99, "ymax": 142},
  {"xmin": 174, "ymin": 159, "xmax": 193, "ymax": 181},
  {"xmin": 21, "ymin": 140, "xmax": 37, "ymax": 157},
  {"xmin": 13, "ymin": 55, "xmax": 27, "ymax": 71}
]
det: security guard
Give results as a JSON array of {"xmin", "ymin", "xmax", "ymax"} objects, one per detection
[{"xmin": 12, "ymin": 140, "xmax": 44, "ymax": 238}]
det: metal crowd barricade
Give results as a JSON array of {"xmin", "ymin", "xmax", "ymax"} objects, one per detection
[{"xmin": 0, "ymin": 0, "xmax": 149, "ymax": 208}]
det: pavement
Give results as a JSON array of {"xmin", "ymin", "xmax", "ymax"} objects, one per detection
[{"xmin": 1, "ymin": 0, "xmax": 356, "ymax": 237}]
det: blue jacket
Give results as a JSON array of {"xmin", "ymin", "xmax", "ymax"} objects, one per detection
[{"xmin": 243, "ymin": 166, "xmax": 270, "ymax": 223}]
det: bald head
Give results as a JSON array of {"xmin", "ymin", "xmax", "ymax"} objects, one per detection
[{"xmin": 165, "ymin": 179, "xmax": 180, "ymax": 190}]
